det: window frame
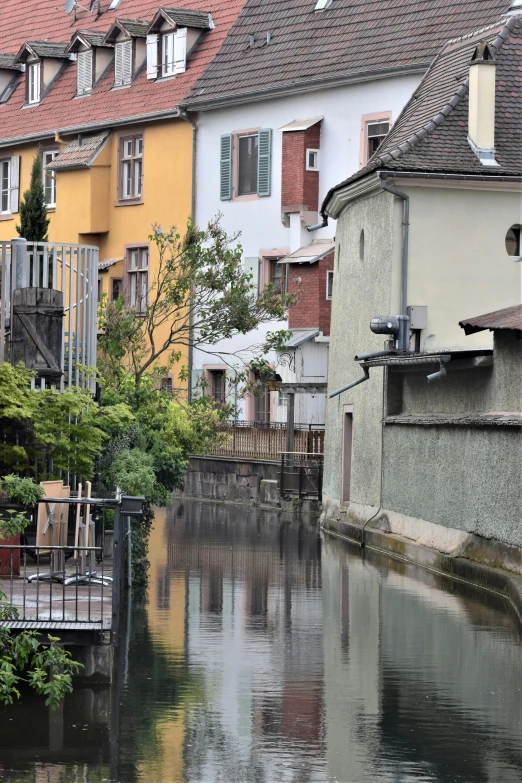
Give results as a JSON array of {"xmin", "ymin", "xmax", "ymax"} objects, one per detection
[
  {"xmin": 306, "ymin": 148, "xmax": 320, "ymax": 171},
  {"xmin": 111, "ymin": 276, "xmax": 123, "ymax": 301},
  {"xmin": 118, "ymin": 132, "xmax": 144, "ymax": 205},
  {"xmin": 27, "ymin": 61, "xmax": 41, "ymax": 105},
  {"xmin": 125, "ymin": 244, "xmax": 149, "ymax": 314},
  {"xmin": 359, "ymin": 111, "xmax": 392, "ymax": 167},
  {"xmin": 505, "ymin": 225, "xmax": 522, "ymax": 259},
  {"xmin": 42, "ymin": 149, "xmax": 59, "ymax": 209},
  {"xmin": 0, "ymin": 159, "xmax": 11, "ymax": 215},
  {"xmin": 326, "ymin": 269, "xmax": 334, "ymax": 300},
  {"xmin": 162, "ymin": 32, "xmax": 175, "ymax": 77},
  {"xmin": 232, "ymin": 127, "xmax": 261, "ymax": 201}
]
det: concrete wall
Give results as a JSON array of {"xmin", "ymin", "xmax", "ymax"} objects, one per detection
[
  {"xmin": 323, "ymin": 188, "xmax": 401, "ymax": 510},
  {"xmin": 184, "ymin": 456, "xmax": 280, "ymax": 505}
]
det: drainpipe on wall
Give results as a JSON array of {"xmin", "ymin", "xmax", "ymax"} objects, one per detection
[
  {"xmin": 379, "ymin": 174, "xmax": 409, "ymax": 315},
  {"xmin": 179, "ymin": 110, "xmax": 198, "ymax": 403}
]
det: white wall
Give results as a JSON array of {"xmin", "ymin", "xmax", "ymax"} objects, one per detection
[{"xmin": 194, "ymin": 73, "xmax": 422, "ymax": 418}]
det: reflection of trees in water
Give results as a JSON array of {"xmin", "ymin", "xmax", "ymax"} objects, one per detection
[{"xmin": 116, "ymin": 599, "xmax": 205, "ymax": 783}]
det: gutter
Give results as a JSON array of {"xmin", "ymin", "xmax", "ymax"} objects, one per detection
[
  {"xmin": 0, "ymin": 107, "xmax": 183, "ymax": 150},
  {"xmin": 179, "ymin": 109, "xmax": 198, "ymax": 404},
  {"xmin": 182, "ymin": 62, "xmax": 430, "ymax": 112}
]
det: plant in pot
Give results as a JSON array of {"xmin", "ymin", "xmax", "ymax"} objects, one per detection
[{"xmin": 0, "ymin": 476, "xmax": 44, "ymax": 575}]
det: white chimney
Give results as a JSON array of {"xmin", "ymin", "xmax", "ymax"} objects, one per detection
[{"xmin": 468, "ymin": 40, "xmax": 498, "ymax": 166}]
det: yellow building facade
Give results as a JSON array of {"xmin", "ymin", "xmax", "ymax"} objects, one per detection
[{"xmin": 0, "ymin": 117, "xmax": 194, "ymax": 390}]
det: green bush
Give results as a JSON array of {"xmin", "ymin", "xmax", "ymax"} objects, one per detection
[{"xmin": 0, "ymin": 475, "xmax": 44, "ymax": 505}]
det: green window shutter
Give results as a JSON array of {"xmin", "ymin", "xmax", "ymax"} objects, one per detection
[
  {"xmin": 257, "ymin": 128, "xmax": 272, "ymax": 197},
  {"xmin": 243, "ymin": 256, "xmax": 260, "ymax": 292},
  {"xmin": 220, "ymin": 134, "xmax": 233, "ymax": 200}
]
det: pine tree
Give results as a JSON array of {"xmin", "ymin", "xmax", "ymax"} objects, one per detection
[{"xmin": 16, "ymin": 155, "xmax": 50, "ymax": 241}]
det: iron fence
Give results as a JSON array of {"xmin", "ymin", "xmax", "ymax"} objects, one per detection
[{"xmin": 279, "ymin": 452, "xmax": 324, "ymax": 501}]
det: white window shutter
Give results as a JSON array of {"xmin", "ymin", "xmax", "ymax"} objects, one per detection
[
  {"xmin": 174, "ymin": 28, "xmax": 187, "ymax": 74},
  {"xmin": 10, "ymin": 156, "xmax": 20, "ymax": 214},
  {"xmin": 257, "ymin": 128, "xmax": 272, "ymax": 197},
  {"xmin": 123, "ymin": 40, "xmax": 132, "ymax": 84},
  {"xmin": 114, "ymin": 43, "xmax": 123, "ymax": 86},
  {"xmin": 243, "ymin": 257, "xmax": 260, "ymax": 291},
  {"xmin": 146, "ymin": 34, "xmax": 158, "ymax": 79},
  {"xmin": 77, "ymin": 51, "xmax": 85, "ymax": 93},
  {"xmin": 84, "ymin": 49, "xmax": 93, "ymax": 91},
  {"xmin": 220, "ymin": 134, "xmax": 233, "ymax": 201}
]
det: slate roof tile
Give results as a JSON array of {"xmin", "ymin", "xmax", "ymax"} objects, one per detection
[
  {"xmin": 185, "ymin": 0, "xmax": 511, "ymax": 108},
  {"xmin": 0, "ymin": 0, "xmax": 246, "ymax": 145},
  {"xmin": 159, "ymin": 8, "xmax": 211, "ymax": 29},
  {"xmin": 324, "ymin": 16, "xmax": 522, "ymax": 207}
]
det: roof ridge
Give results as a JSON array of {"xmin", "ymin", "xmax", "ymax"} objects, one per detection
[
  {"xmin": 444, "ymin": 18, "xmax": 505, "ymax": 46},
  {"xmin": 372, "ymin": 15, "xmax": 518, "ymax": 170}
]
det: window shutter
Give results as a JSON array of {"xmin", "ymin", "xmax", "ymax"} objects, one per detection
[
  {"xmin": 114, "ymin": 43, "xmax": 123, "ymax": 86},
  {"xmin": 174, "ymin": 28, "xmax": 187, "ymax": 74},
  {"xmin": 122, "ymin": 40, "xmax": 133, "ymax": 84},
  {"xmin": 77, "ymin": 51, "xmax": 85, "ymax": 93},
  {"xmin": 220, "ymin": 134, "xmax": 233, "ymax": 201},
  {"xmin": 243, "ymin": 257, "xmax": 260, "ymax": 292},
  {"xmin": 146, "ymin": 34, "xmax": 158, "ymax": 79},
  {"xmin": 10, "ymin": 155, "xmax": 20, "ymax": 214},
  {"xmin": 257, "ymin": 128, "xmax": 272, "ymax": 197},
  {"xmin": 84, "ymin": 49, "xmax": 93, "ymax": 91}
]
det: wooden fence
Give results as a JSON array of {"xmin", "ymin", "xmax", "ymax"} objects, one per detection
[{"xmin": 208, "ymin": 422, "xmax": 325, "ymax": 461}]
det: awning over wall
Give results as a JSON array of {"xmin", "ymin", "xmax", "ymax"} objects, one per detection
[
  {"xmin": 278, "ymin": 239, "xmax": 334, "ymax": 265},
  {"xmin": 459, "ymin": 304, "xmax": 522, "ymax": 334}
]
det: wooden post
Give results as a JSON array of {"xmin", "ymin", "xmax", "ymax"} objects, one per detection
[{"xmin": 285, "ymin": 391, "xmax": 295, "ymax": 454}]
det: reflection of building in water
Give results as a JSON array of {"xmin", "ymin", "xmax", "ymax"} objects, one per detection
[
  {"xmin": 136, "ymin": 507, "xmax": 186, "ymax": 783},
  {"xmin": 322, "ymin": 534, "xmax": 522, "ymax": 783},
  {"xmin": 170, "ymin": 501, "xmax": 326, "ymax": 782}
]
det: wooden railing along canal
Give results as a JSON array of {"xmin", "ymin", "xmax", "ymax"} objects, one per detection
[{"xmin": 207, "ymin": 420, "xmax": 325, "ymax": 461}]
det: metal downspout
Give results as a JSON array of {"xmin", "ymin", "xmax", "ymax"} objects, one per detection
[
  {"xmin": 179, "ymin": 110, "xmax": 198, "ymax": 403},
  {"xmin": 379, "ymin": 175, "xmax": 409, "ymax": 314}
]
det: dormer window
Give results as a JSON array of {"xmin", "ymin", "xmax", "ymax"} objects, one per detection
[
  {"xmin": 77, "ymin": 50, "xmax": 93, "ymax": 95},
  {"xmin": 115, "ymin": 40, "xmax": 132, "ymax": 86},
  {"xmin": 15, "ymin": 41, "xmax": 69, "ymax": 106},
  {"xmin": 146, "ymin": 8, "xmax": 210, "ymax": 80},
  {"xmin": 28, "ymin": 62, "xmax": 40, "ymax": 104}
]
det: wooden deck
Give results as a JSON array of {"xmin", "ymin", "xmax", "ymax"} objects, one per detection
[{"xmin": 0, "ymin": 556, "xmax": 113, "ymax": 632}]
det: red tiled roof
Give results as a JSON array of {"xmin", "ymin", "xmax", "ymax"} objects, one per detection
[
  {"xmin": 460, "ymin": 305, "xmax": 522, "ymax": 334},
  {"xmin": 0, "ymin": 0, "xmax": 245, "ymax": 146}
]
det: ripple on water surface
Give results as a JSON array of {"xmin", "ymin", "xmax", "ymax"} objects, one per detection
[{"xmin": 1, "ymin": 499, "xmax": 521, "ymax": 783}]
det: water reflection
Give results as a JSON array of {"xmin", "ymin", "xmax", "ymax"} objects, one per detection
[{"xmin": 1, "ymin": 500, "xmax": 521, "ymax": 783}]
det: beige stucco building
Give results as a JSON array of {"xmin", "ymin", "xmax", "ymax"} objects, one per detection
[{"xmin": 320, "ymin": 15, "xmax": 522, "ymax": 562}]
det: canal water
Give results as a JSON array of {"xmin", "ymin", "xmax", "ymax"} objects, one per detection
[{"xmin": 1, "ymin": 499, "xmax": 522, "ymax": 783}]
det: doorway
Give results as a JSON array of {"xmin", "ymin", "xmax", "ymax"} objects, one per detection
[{"xmin": 342, "ymin": 410, "xmax": 353, "ymax": 503}]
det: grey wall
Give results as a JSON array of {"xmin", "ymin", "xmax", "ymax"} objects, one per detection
[
  {"xmin": 382, "ymin": 331, "xmax": 522, "ymax": 546},
  {"xmin": 323, "ymin": 189, "xmax": 400, "ymax": 510},
  {"xmin": 382, "ymin": 424, "xmax": 522, "ymax": 546},
  {"xmin": 184, "ymin": 456, "xmax": 280, "ymax": 504}
]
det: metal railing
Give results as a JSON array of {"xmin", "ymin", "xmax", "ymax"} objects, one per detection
[
  {"xmin": 279, "ymin": 452, "xmax": 324, "ymax": 501},
  {"xmin": 208, "ymin": 421, "xmax": 325, "ymax": 460},
  {"xmin": 0, "ymin": 544, "xmax": 109, "ymax": 628},
  {"xmin": 0, "ymin": 239, "xmax": 99, "ymax": 391}
]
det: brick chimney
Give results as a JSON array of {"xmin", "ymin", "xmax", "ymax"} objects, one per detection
[
  {"xmin": 280, "ymin": 117, "xmax": 322, "ymax": 239},
  {"xmin": 468, "ymin": 40, "xmax": 498, "ymax": 166}
]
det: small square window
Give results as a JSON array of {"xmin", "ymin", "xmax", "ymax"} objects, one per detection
[
  {"xmin": 306, "ymin": 149, "xmax": 319, "ymax": 171},
  {"xmin": 326, "ymin": 270, "xmax": 334, "ymax": 300},
  {"xmin": 314, "ymin": 0, "xmax": 332, "ymax": 9},
  {"xmin": 111, "ymin": 277, "xmax": 123, "ymax": 301},
  {"xmin": 278, "ymin": 390, "xmax": 288, "ymax": 406},
  {"xmin": 367, "ymin": 121, "xmax": 390, "ymax": 159}
]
